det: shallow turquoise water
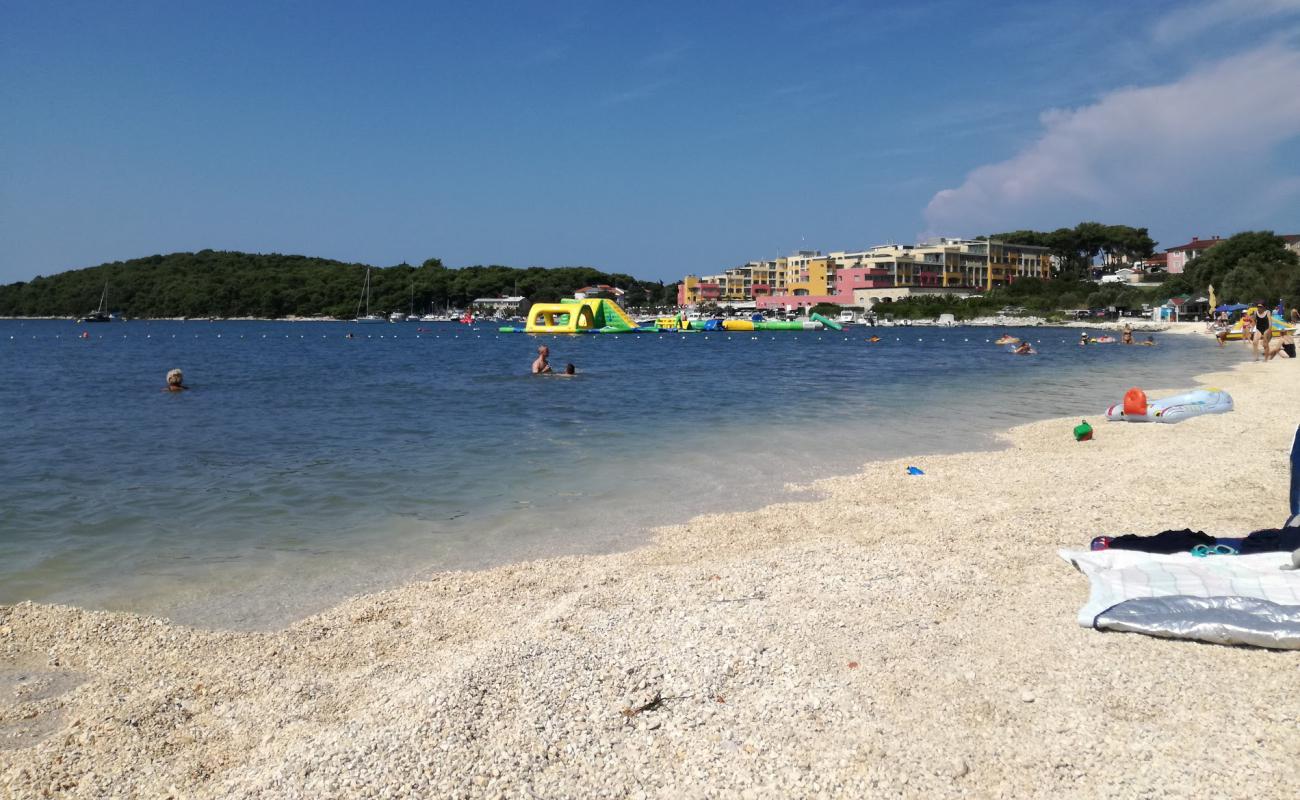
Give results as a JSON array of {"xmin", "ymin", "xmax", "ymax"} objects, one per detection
[{"xmin": 0, "ymin": 320, "xmax": 1244, "ymax": 627}]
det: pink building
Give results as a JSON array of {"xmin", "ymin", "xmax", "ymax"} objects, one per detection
[{"xmin": 1166, "ymin": 236, "xmax": 1222, "ymax": 274}]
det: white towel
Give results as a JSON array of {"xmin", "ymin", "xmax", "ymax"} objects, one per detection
[{"xmin": 1059, "ymin": 548, "xmax": 1300, "ymax": 626}]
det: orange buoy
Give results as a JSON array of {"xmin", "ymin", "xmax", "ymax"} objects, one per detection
[{"xmin": 1122, "ymin": 387, "xmax": 1148, "ymax": 416}]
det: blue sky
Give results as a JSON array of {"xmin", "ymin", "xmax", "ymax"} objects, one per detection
[{"xmin": 2, "ymin": 0, "xmax": 1299, "ymax": 283}]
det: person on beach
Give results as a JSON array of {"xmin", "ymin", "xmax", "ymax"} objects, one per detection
[
  {"xmin": 1265, "ymin": 332, "xmax": 1296, "ymax": 361},
  {"xmin": 532, "ymin": 345, "xmax": 553, "ymax": 374},
  {"xmin": 1251, "ymin": 302, "xmax": 1272, "ymax": 361},
  {"xmin": 163, "ymin": 369, "xmax": 188, "ymax": 392}
]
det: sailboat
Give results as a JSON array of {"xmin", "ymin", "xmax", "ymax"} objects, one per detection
[
  {"xmin": 80, "ymin": 283, "xmax": 112, "ymax": 323},
  {"xmin": 354, "ymin": 268, "xmax": 385, "ymax": 323}
]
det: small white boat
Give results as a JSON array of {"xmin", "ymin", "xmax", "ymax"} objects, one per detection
[
  {"xmin": 389, "ymin": 312, "xmax": 407, "ymax": 323},
  {"xmin": 354, "ymin": 269, "xmax": 385, "ymax": 323}
]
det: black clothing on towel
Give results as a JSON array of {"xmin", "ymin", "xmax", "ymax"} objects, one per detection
[
  {"xmin": 1238, "ymin": 528, "xmax": 1300, "ymax": 554},
  {"xmin": 1107, "ymin": 529, "xmax": 1216, "ymax": 554}
]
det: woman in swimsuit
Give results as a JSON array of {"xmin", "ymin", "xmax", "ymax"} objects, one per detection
[{"xmin": 1252, "ymin": 303, "xmax": 1272, "ymax": 361}]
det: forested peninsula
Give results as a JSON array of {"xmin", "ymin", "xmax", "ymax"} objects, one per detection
[{"xmin": 0, "ymin": 251, "xmax": 679, "ymax": 319}]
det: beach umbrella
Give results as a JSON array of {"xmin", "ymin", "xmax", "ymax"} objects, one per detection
[{"xmin": 1209, "ymin": 284, "xmax": 1217, "ymax": 313}]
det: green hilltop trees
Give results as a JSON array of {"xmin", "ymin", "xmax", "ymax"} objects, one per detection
[
  {"xmin": 1164, "ymin": 231, "xmax": 1300, "ymax": 306},
  {"xmin": 0, "ymin": 251, "xmax": 680, "ymax": 318},
  {"xmin": 990, "ymin": 222, "xmax": 1157, "ymax": 280}
]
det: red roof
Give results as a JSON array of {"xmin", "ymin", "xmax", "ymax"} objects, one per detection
[
  {"xmin": 1166, "ymin": 236, "xmax": 1222, "ymax": 252},
  {"xmin": 1281, "ymin": 234, "xmax": 1300, "ymax": 244}
]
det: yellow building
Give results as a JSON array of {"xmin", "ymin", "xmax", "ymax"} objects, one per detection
[
  {"xmin": 678, "ymin": 274, "xmax": 701, "ymax": 305},
  {"xmin": 984, "ymin": 241, "xmax": 1052, "ymax": 290},
  {"xmin": 783, "ymin": 253, "xmax": 832, "ymax": 296}
]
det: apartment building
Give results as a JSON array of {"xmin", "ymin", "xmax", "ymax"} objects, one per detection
[
  {"xmin": 683, "ymin": 238, "xmax": 1051, "ymax": 310},
  {"xmin": 1165, "ymin": 236, "xmax": 1222, "ymax": 274}
]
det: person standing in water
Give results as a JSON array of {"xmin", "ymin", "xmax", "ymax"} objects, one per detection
[{"xmin": 531, "ymin": 345, "xmax": 553, "ymax": 374}]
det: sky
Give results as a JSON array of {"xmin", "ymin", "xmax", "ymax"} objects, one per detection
[{"xmin": 2, "ymin": 0, "xmax": 1299, "ymax": 284}]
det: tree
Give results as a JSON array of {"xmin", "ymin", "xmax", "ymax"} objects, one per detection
[
  {"xmin": 808, "ymin": 302, "xmax": 842, "ymax": 317},
  {"xmin": 991, "ymin": 222, "xmax": 1156, "ymax": 280},
  {"xmin": 1183, "ymin": 231, "xmax": 1300, "ymax": 302},
  {"xmin": 0, "ymin": 251, "xmax": 677, "ymax": 318},
  {"xmin": 1219, "ymin": 254, "xmax": 1300, "ymax": 307}
]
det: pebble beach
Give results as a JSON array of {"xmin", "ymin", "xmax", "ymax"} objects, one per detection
[{"xmin": 3, "ymin": 328, "xmax": 1299, "ymax": 799}]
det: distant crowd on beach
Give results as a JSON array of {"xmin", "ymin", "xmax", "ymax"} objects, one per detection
[{"xmin": 1211, "ymin": 301, "xmax": 1298, "ymax": 362}]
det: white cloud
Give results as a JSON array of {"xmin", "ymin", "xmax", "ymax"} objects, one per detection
[
  {"xmin": 922, "ymin": 45, "xmax": 1300, "ymax": 238},
  {"xmin": 1154, "ymin": 0, "xmax": 1300, "ymax": 43}
]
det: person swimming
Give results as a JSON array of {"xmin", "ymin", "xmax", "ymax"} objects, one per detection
[
  {"xmin": 554, "ymin": 363, "xmax": 577, "ymax": 377},
  {"xmin": 531, "ymin": 345, "xmax": 552, "ymax": 374},
  {"xmin": 1013, "ymin": 341, "xmax": 1034, "ymax": 355},
  {"xmin": 163, "ymin": 368, "xmax": 188, "ymax": 392}
]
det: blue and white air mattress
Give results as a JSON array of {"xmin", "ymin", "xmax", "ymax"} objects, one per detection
[{"xmin": 1105, "ymin": 388, "xmax": 1233, "ymax": 424}]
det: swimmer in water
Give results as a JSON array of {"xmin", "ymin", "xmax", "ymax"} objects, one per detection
[
  {"xmin": 532, "ymin": 345, "xmax": 553, "ymax": 374},
  {"xmin": 555, "ymin": 363, "xmax": 577, "ymax": 377},
  {"xmin": 1013, "ymin": 341, "xmax": 1034, "ymax": 355},
  {"xmin": 867, "ymin": 335, "xmax": 881, "ymax": 343},
  {"xmin": 163, "ymin": 368, "xmax": 188, "ymax": 392}
]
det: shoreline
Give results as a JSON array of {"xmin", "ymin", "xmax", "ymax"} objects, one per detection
[{"xmin": 4, "ymin": 333, "xmax": 1298, "ymax": 797}]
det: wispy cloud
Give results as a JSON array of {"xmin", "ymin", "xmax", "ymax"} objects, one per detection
[
  {"xmin": 922, "ymin": 45, "xmax": 1300, "ymax": 236},
  {"xmin": 603, "ymin": 79, "xmax": 672, "ymax": 106},
  {"xmin": 640, "ymin": 44, "xmax": 689, "ymax": 69},
  {"xmin": 1153, "ymin": 0, "xmax": 1300, "ymax": 43},
  {"xmin": 527, "ymin": 42, "xmax": 570, "ymax": 64}
]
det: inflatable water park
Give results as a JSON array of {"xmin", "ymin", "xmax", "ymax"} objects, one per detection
[{"xmin": 498, "ymin": 298, "xmax": 843, "ymax": 334}]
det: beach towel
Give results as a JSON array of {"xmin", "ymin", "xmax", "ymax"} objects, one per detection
[{"xmin": 1059, "ymin": 548, "xmax": 1300, "ymax": 649}]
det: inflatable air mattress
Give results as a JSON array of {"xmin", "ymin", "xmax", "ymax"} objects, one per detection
[{"xmin": 1105, "ymin": 388, "xmax": 1233, "ymax": 424}]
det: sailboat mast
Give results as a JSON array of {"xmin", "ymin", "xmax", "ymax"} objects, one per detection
[{"xmin": 356, "ymin": 269, "xmax": 368, "ymax": 318}]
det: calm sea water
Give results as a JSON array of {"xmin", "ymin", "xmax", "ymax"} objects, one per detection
[{"xmin": 0, "ymin": 319, "xmax": 1244, "ymax": 628}]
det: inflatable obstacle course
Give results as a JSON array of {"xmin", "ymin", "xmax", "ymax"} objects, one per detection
[
  {"xmin": 499, "ymin": 298, "xmax": 657, "ymax": 334},
  {"xmin": 501, "ymin": 298, "xmax": 837, "ymax": 334}
]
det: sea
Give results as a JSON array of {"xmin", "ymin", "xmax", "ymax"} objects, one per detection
[{"xmin": 0, "ymin": 319, "xmax": 1246, "ymax": 629}]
